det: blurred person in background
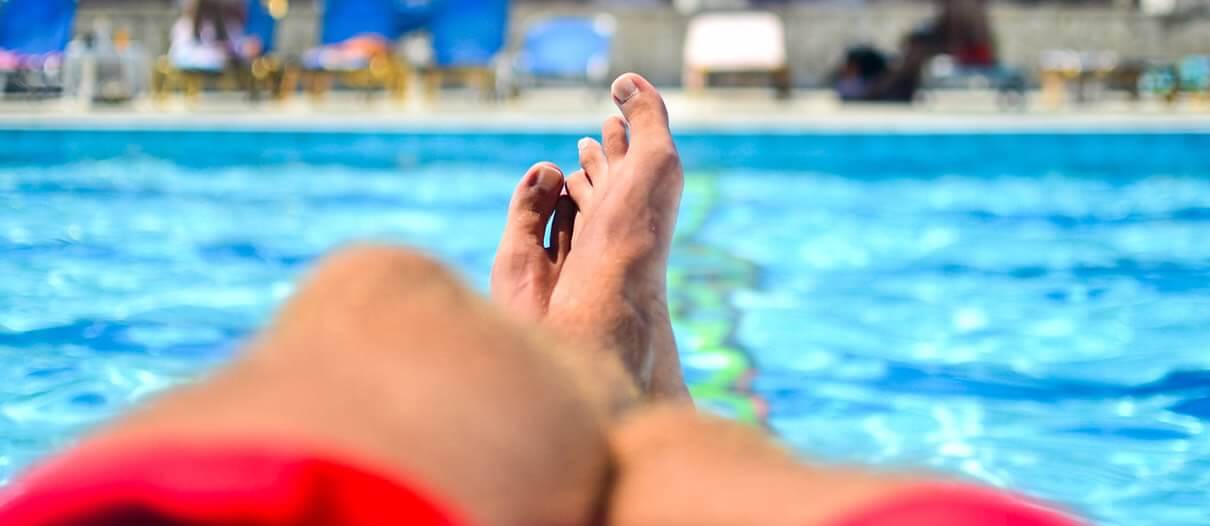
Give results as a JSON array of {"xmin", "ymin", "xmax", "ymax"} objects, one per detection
[
  {"xmin": 833, "ymin": 45, "xmax": 888, "ymax": 101},
  {"xmin": 833, "ymin": 0, "xmax": 996, "ymax": 102},
  {"xmin": 833, "ymin": 29, "xmax": 933, "ymax": 103},
  {"xmin": 936, "ymin": 0, "xmax": 996, "ymax": 67},
  {"xmin": 169, "ymin": 0, "xmax": 262, "ymax": 71}
]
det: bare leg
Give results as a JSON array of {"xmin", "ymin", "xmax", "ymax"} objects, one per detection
[
  {"xmin": 607, "ymin": 405, "xmax": 919, "ymax": 526},
  {"xmin": 76, "ymin": 246, "xmax": 622, "ymax": 526}
]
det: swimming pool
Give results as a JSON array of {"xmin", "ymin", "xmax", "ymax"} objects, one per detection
[{"xmin": 2, "ymin": 125, "xmax": 1209, "ymax": 525}]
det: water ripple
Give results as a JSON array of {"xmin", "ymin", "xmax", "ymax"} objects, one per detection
[{"xmin": 2, "ymin": 135, "xmax": 1209, "ymax": 525}]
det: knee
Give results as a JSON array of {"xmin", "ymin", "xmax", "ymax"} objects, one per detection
[
  {"xmin": 279, "ymin": 244, "xmax": 469, "ymax": 330},
  {"xmin": 308, "ymin": 243, "xmax": 458, "ymax": 292}
]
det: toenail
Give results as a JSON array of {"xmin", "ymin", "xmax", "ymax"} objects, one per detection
[
  {"xmin": 578, "ymin": 137, "xmax": 593, "ymax": 151},
  {"xmin": 612, "ymin": 75, "xmax": 639, "ymax": 104},
  {"xmin": 530, "ymin": 164, "xmax": 560, "ymax": 187}
]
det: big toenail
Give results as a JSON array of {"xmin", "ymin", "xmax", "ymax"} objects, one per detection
[
  {"xmin": 530, "ymin": 164, "xmax": 560, "ymax": 187},
  {"xmin": 612, "ymin": 76, "xmax": 639, "ymax": 104}
]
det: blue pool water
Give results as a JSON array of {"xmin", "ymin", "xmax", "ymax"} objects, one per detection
[{"xmin": 2, "ymin": 127, "xmax": 1210, "ymax": 524}]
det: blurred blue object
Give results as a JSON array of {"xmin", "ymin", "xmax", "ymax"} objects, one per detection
[
  {"xmin": 1139, "ymin": 55, "xmax": 1209, "ymax": 100},
  {"xmin": 320, "ymin": 0, "xmax": 439, "ymax": 45},
  {"xmin": 1140, "ymin": 64, "xmax": 1177, "ymax": 95},
  {"xmin": 0, "ymin": 0, "xmax": 77, "ymax": 57},
  {"xmin": 1179, "ymin": 55, "xmax": 1209, "ymax": 92},
  {"xmin": 516, "ymin": 16, "xmax": 614, "ymax": 81},
  {"xmin": 430, "ymin": 0, "xmax": 509, "ymax": 68},
  {"xmin": 245, "ymin": 0, "xmax": 277, "ymax": 54},
  {"xmin": 394, "ymin": 0, "xmax": 440, "ymax": 35}
]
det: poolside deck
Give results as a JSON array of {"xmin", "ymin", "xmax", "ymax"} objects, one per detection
[{"xmin": 1, "ymin": 88, "xmax": 1207, "ymax": 132}]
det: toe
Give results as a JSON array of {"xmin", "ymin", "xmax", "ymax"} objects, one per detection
[
  {"xmin": 547, "ymin": 195, "xmax": 577, "ymax": 264},
  {"xmin": 602, "ymin": 116, "xmax": 629, "ymax": 163},
  {"xmin": 503, "ymin": 162, "xmax": 564, "ymax": 244},
  {"xmin": 578, "ymin": 137, "xmax": 609, "ymax": 186},
  {"xmin": 565, "ymin": 169, "xmax": 593, "ymax": 212},
  {"xmin": 611, "ymin": 73, "xmax": 672, "ymax": 150}
]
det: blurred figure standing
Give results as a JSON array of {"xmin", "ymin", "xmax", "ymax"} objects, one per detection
[
  {"xmin": 833, "ymin": 0, "xmax": 997, "ymax": 102},
  {"xmin": 937, "ymin": 0, "xmax": 996, "ymax": 67},
  {"xmin": 170, "ymin": 0, "xmax": 259, "ymax": 71}
]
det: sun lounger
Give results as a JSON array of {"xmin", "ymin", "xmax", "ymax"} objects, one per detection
[
  {"xmin": 425, "ymin": 0, "xmax": 510, "ymax": 100},
  {"xmin": 682, "ymin": 11, "xmax": 790, "ymax": 98},
  {"xmin": 0, "ymin": 0, "xmax": 76, "ymax": 99},
  {"xmin": 506, "ymin": 15, "xmax": 615, "ymax": 96},
  {"xmin": 154, "ymin": 0, "xmax": 283, "ymax": 102},
  {"xmin": 291, "ymin": 0, "xmax": 434, "ymax": 102}
]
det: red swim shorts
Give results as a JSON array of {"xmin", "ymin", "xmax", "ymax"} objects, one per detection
[
  {"xmin": 834, "ymin": 483, "xmax": 1079, "ymax": 526},
  {"xmin": 0, "ymin": 443, "xmax": 1077, "ymax": 526},
  {"xmin": 0, "ymin": 444, "xmax": 466, "ymax": 526}
]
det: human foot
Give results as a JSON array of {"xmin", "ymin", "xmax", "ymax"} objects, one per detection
[
  {"xmin": 490, "ymin": 162, "xmax": 576, "ymax": 322},
  {"xmin": 550, "ymin": 73, "xmax": 690, "ymax": 401}
]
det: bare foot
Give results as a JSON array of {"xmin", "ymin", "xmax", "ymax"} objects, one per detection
[
  {"xmin": 552, "ymin": 73, "xmax": 690, "ymax": 401},
  {"xmin": 490, "ymin": 74, "xmax": 690, "ymax": 402}
]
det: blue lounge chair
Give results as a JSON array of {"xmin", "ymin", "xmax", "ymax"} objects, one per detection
[
  {"xmin": 394, "ymin": 0, "xmax": 440, "ymax": 36},
  {"xmin": 425, "ymin": 0, "xmax": 509, "ymax": 99},
  {"xmin": 0, "ymin": 0, "xmax": 77, "ymax": 97},
  {"xmin": 295, "ymin": 0, "xmax": 439, "ymax": 100},
  {"xmin": 0, "ymin": 0, "xmax": 76, "ymax": 60},
  {"xmin": 513, "ymin": 15, "xmax": 614, "ymax": 90},
  {"xmin": 243, "ymin": 0, "xmax": 283, "ymax": 98},
  {"xmin": 321, "ymin": 0, "xmax": 400, "ymax": 48},
  {"xmin": 245, "ymin": 0, "xmax": 278, "ymax": 55},
  {"xmin": 311, "ymin": 0, "xmax": 436, "ymax": 63}
]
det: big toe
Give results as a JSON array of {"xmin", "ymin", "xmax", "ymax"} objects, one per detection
[
  {"xmin": 611, "ymin": 73, "xmax": 672, "ymax": 148},
  {"xmin": 502, "ymin": 162, "xmax": 564, "ymax": 246}
]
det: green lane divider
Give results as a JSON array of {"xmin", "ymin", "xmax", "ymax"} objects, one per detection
[{"xmin": 672, "ymin": 172, "xmax": 766, "ymax": 425}]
